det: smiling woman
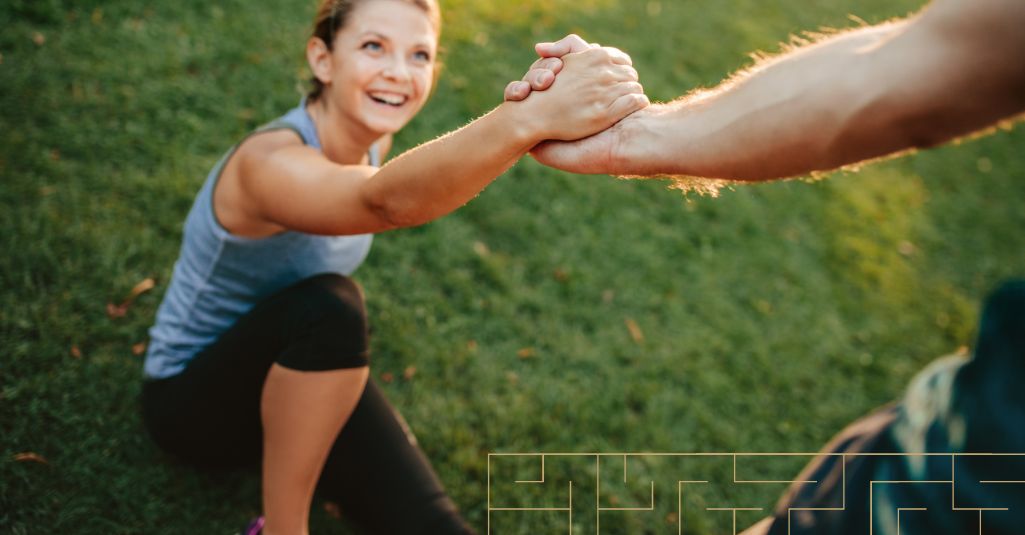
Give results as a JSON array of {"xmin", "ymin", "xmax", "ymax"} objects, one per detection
[
  {"xmin": 306, "ymin": 0, "xmax": 438, "ymax": 140},
  {"xmin": 136, "ymin": 0, "xmax": 648, "ymax": 533}
]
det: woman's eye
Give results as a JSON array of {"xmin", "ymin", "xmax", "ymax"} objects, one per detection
[
  {"xmin": 361, "ymin": 41, "xmax": 383, "ymax": 52},
  {"xmin": 413, "ymin": 50, "xmax": 431, "ymax": 62}
]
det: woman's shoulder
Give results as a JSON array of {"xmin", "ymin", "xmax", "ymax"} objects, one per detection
[
  {"xmin": 214, "ymin": 128, "xmax": 311, "ymax": 238},
  {"xmin": 237, "ymin": 128, "xmax": 307, "ymax": 163}
]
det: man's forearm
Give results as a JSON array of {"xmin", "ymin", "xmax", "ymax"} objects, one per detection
[
  {"xmin": 625, "ymin": 23, "xmax": 904, "ymax": 180},
  {"xmin": 619, "ymin": 0, "xmax": 1025, "ymax": 181}
]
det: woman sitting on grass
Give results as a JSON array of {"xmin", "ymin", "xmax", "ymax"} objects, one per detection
[{"xmin": 140, "ymin": 0, "xmax": 647, "ymax": 533}]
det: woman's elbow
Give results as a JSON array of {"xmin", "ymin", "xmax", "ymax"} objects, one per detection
[{"xmin": 361, "ymin": 189, "xmax": 430, "ymax": 231}]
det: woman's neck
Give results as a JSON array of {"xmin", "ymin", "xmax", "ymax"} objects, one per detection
[{"xmin": 306, "ymin": 98, "xmax": 377, "ymax": 165}]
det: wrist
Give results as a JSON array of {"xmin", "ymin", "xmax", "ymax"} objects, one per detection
[
  {"xmin": 495, "ymin": 100, "xmax": 548, "ymax": 148},
  {"xmin": 607, "ymin": 104, "xmax": 675, "ymax": 176}
]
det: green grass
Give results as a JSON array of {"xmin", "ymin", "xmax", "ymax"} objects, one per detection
[{"xmin": 2, "ymin": 0, "xmax": 1024, "ymax": 533}]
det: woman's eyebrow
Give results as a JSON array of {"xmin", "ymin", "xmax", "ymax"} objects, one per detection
[{"xmin": 358, "ymin": 31, "xmax": 390, "ymax": 41}]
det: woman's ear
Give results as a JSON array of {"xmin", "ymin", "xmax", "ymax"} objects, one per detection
[{"xmin": 307, "ymin": 37, "xmax": 333, "ymax": 86}]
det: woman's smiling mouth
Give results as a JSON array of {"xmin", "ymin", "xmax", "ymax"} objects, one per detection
[{"xmin": 368, "ymin": 91, "xmax": 408, "ymax": 106}]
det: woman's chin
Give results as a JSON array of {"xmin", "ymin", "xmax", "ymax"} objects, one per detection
[{"xmin": 355, "ymin": 110, "xmax": 405, "ymax": 133}]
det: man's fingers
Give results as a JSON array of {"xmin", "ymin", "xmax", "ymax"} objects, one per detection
[
  {"xmin": 567, "ymin": 47, "xmax": 638, "ymax": 81},
  {"xmin": 606, "ymin": 91, "xmax": 650, "ymax": 120},
  {"xmin": 504, "ymin": 80, "xmax": 531, "ymax": 102},
  {"xmin": 602, "ymin": 81, "xmax": 645, "ymax": 104},
  {"xmin": 600, "ymin": 46, "xmax": 633, "ymax": 66},
  {"xmin": 535, "ymin": 34, "xmax": 591, "ymax": 57},
  {"xmin": 609, "ymin": 64, "xmax": 640, "ymax": 83}
]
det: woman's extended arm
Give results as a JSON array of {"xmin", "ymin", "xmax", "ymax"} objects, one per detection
[{"xmin": 225, "ymin": 46, "xmax": 647, "ymax": 237}]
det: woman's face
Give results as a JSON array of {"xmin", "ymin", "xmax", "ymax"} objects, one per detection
[{"xmin": 323, "ymin": 0, "xmax": 438, "ymax": 137}]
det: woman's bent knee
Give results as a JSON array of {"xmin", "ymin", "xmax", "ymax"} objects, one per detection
[{"xmin": 277, "ymin": 274, "xmax": 370, "ymax": 371}]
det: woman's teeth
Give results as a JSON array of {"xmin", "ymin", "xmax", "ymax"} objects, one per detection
[{"xmin": 369, "ymin": 92, "xmax": 406, "ymax": 106}]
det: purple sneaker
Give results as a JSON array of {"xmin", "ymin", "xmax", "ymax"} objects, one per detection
[{"xmin": 241, "ymin": 517, "xmax": 264, "ymax": 535}]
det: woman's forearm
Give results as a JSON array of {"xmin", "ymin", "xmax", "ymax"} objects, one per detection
[
  {"xmin": 361, "ymin": 46, "xmax": 647, "ymax": 229},
  {"xmin": 360, "ymin": 102, "xmax": 537, "ymax": 229}
]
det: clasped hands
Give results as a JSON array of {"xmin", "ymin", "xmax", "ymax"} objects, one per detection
[{"xmin": 505, "ymin": 34, "xmax": 654, "ymax": 175}]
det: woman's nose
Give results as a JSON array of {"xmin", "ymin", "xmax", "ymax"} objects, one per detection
[{"xmin": 382, "ymin": 55, "xmax": 411, "ymax": 82}]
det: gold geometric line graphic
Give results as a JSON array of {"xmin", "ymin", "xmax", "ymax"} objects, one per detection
[
  {"xmin": 487, "ymin": 451, "xmax": 1025, "ymax": 458},
  {"xmin": 678, "ymin": 481, "xmax": 709, "ymax": 535},
  {"xmin": 870, "ymin": 479, "xmax": 1010, "ymax": 535},
  {"xmin": 950, "ymin": 454, "xmax": 1012, "ymax": 512},
  {"xmin": 786, "ymin": 453, "xmax": 846, "ymax": 535},
  {"xmin": 486, "ymin": 452, "xmax": 1025, "ymax": 535},
  {"xmin": 488, "ymin": 481, "xmax": 574, "ymax": 534},
  {"xmin": 870, "ymin": 480, "xmax": 951, "ymax": 535},
  {"xmin": 486, "ymin": 453, "xmax": 491, "ymax": 535},
  {"xmin": 515, "ymin": 454, "xmax": 545, "ymax": 484},
  {"xmin": 896, "ymin": 508, "xmax": 927, "ymax": 535},
  {"xmin": 597, "ymin": 481, "xmax": 655, "ymax": 512},
  {"xmin": 706, "ymin": 508, "xmax": 764, "ymax": 535},
  {"xmin": 733, "ymin": 453, "xmax": 819, "ymax": 484},
  {"xmin": 951, "ymin": 455, "xmax": 956, "ymax": 512}
]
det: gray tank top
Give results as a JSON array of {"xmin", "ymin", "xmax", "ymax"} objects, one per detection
[{"xmin": 144, "ymin": 99, "xmax": 377, "ymax": 378}]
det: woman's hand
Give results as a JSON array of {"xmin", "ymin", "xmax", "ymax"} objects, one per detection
[
  {"xmin": 508, "ymin": 41, "xmax": 648, "ymax": 142},
  {"xmin": 504, "ymin": 56, "xmax": 565, "ymax": 101},
  {"xmin": 504, "ymin": 35, "xmax": 594, "ymax": 101}
]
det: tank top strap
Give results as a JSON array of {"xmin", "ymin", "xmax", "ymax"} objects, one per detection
[
  {"xmin": 256, "ymin": 99, "xmax": 380, "ymax": 165},
  {"xmin": 257, "ymin": 99, "xmax": 320, "ymax": 149}
]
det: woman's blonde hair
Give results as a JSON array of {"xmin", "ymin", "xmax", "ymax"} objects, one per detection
[{"xmin": 307, "ymin": 0, "xmax": 442, "ymax": 102}]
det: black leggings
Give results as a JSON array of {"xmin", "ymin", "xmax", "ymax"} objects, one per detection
[{"xmin": 141, "ymin": 274, "xmax": 475, "ymax": 534}]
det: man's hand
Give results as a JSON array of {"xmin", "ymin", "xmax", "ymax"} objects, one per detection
[
  {"xmin": 504, "ymin": 34, "xmax": 618, "ymax": 101},
  {"xmin": 530, "ymin": 106, "xmax": 660, "ymax": 175}
]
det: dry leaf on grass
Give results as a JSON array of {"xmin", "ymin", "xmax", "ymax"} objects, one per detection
[
  {"xmin": 403, "ymin": 366, "xmax": 417, "ymax": 380},
  {"xmin": 516, "ymin": 347, "xmax": 536, "ymax": 359},
  {"xmin": 625, "ymin": 318, "xmax": 645, "ymax": 344},
  {"xmin": 13, "ymin": 452, "xmax": 48, "ymax": 464},
  {"xmin": 380, "ymin": 371, "xmax": 394, "ymax": 383},
  {"xmin": 127, "ymin": 278, "xmax": 156, "ymax": 299},
  {"xmin": 132, "ymin": 342, "xmax": 147, "ymax": 356},
  {"xmin": 106, "ymin": 302, "xmax": 128, "ymax": 319},
  {"xmin": 70, "ymin": 345, "xmax": 82, "ymax": 359},
  {"xmin": 107, "ymin": 277, "xmax": 157, "ymax": 319}
]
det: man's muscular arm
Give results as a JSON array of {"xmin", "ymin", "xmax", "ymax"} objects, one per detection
[{"xmin": 532, "ymin": 0, "xmax": 1025, "ymax": 180}]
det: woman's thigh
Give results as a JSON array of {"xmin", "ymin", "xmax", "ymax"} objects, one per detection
[{"xmin": 142, "ymin": 273, "xmax": 370, "ymax": 467}]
